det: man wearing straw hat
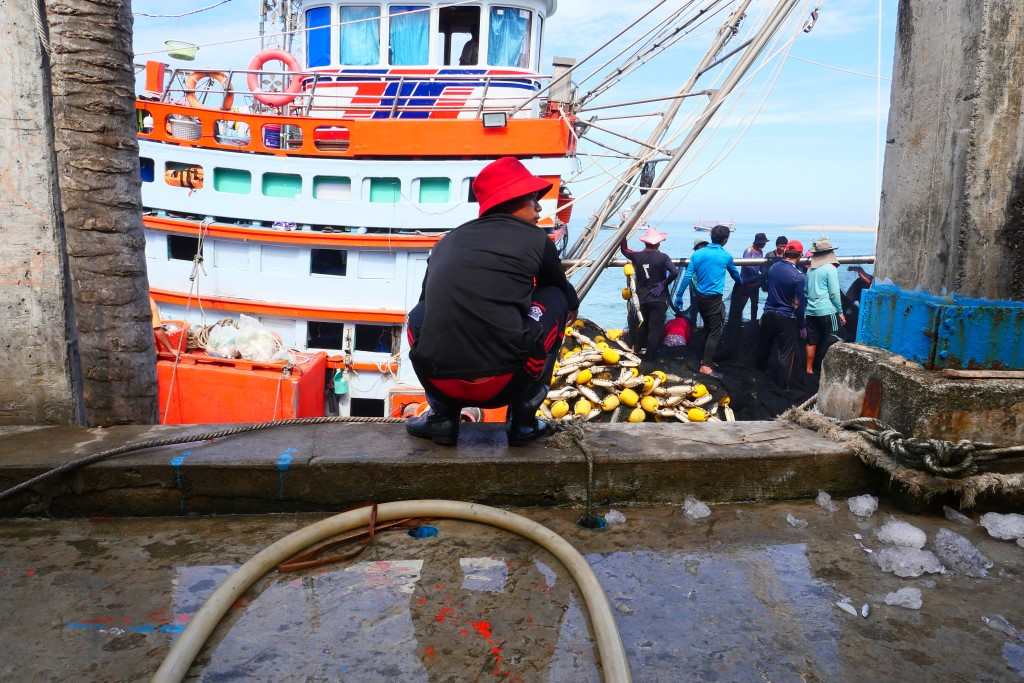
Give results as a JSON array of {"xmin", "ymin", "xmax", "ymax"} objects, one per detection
[
  {"xmin": 803, "ymin": 236, "xmax": 846, "ymax": 376},
  {"xmin": 619, "ymin": 226, "xmax": 680, "ymax": 359}
]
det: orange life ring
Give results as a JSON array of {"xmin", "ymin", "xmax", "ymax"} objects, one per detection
[
  {"xmin": 184, "ymin": 71, "xmax": 234, "ymax": 110},
  {"xmin": 247, "ymin": 49, "xmax": 302, "ymax": 107}
]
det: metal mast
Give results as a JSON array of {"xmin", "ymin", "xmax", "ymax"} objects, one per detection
[{"xmin": 259, "ymin": 0, "xmax": 301, "ymax": 53}]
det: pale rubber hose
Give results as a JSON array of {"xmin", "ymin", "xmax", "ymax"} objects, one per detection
[{"xmin": 152, "ymin": 500, "xmax": 632, "ymax": 683}]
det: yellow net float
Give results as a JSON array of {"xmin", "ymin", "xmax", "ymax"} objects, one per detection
[
  {"xmin": 618, "ymin": 388, "xmax": 640, "ymax": 407},
  {"xmin": 687, "ymin": 407, "xmax": 708, "ymax": 422},
  {"xmin": 551, "ymin": 400, "xmax": 570, "ymax": 419},
  {"xmin": 576, "ymin": 368, "xmax": 593, "ymax": 385},
  {"xmin": 691, "ymin": 384, "xmax": 709, "ymax": 399},
  {"xmin": 628, "ymin": 408, "xmax": 646, "ymax": 423},
  {"xmin": 602, "ymin": 395, "xmax": 620, "ymax": 412},
  {"xmin": 623, "ymin": 263, "xmax": 635, "ymax": 277},
  {"xmin": 601, "ymin": 349, "xmax": 621, "ymax": 364},
  {"xmin": 574, "ymin": 399, "xmax": 593, "ymax": 416},
  {"xmin": 640, "ymin": 396, "xmax": 659, "ymax": 413}
]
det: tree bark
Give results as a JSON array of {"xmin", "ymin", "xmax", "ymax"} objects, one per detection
[{"xmin": 43, "ymin": 0, "xmax": 157, "ymax": 424}]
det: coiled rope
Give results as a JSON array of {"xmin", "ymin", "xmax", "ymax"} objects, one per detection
[{"xmin": 0, "ymin": 416, "xmax": 404, "ymax": 503}]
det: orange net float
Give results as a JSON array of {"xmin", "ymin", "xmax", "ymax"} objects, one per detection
[
  {"xmin": 184, "ymin": 71, "xmax": 235, "ymax": 110},
  {"xmin": 247, "ymin": 49, "xmax": 302, "ymax": 108}
]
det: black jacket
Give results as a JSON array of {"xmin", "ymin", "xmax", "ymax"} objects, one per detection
[
  {"xmin": 620, "ymin": 241, "xmax": 680, "ymax": 304},
  {"xmin": 410, "ymin": 214, "xmax": 579, "ymax": 378}
]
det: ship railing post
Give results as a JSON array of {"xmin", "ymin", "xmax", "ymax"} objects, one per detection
[
  {"xmin": 389, "ymin": 76, "xmax": 405, "ymax": 119},
  {"xmin": 476, "ymin": 77, "xmax": 491, "ymax": 118}
]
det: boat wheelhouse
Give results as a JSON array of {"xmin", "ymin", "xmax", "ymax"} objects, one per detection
[{"xmin": 137, "ymin": 0, "xmax": 575, "ymax": 422}]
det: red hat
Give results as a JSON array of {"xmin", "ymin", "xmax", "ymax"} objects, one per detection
[
  {"xmin": 784, "ymin": 239, "xmax": 804, "ymax": 254},
  {"xmin": 472, "ymin": 157, "xmax": 552, "ymax": 217}
]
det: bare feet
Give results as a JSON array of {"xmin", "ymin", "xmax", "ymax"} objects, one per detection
[{"xmin": 699, "ymin": 364, "xmax": 714, "ymax": 376}]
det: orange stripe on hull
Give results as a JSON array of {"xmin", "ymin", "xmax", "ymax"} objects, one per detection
[{"xmin": 150, "ymin": 288, "xmax": 407, "ymax": 324}]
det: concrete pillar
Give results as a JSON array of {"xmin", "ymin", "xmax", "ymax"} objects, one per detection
[
  {"xmin": 876, "ymin": 0, "xmax": 1024, "ymax": 300},
  {"xmin": 0, "ymin": 1, "xmax": 82, "ymax": 423}
]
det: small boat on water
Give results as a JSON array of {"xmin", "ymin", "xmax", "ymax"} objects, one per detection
[{"xmin": 693, "ymin": 220, "xmax": 736, "ymax": 233}]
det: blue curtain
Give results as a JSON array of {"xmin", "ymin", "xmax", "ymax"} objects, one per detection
[
  {"xmin": 305, "ymin": 7, "xmax": 331, "ymax": 68},
  {"xmin": 389, "ymin": 5, "xmax": 429, "ymax": 65},
  {"xmin": 488, "ymin": 7, "xmax": 531, "ymax": 68},
  {"xmin": 340, "ymin": 6, "xmax": 381, "ymax": 65}
]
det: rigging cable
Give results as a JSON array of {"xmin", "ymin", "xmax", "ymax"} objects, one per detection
[{"xmin": 134, "ymin": 0, "xmax": 234, "ymax": 19}]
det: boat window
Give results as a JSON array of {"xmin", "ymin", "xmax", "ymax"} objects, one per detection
[
  {"xmin": 313, "ymin": 175, "xmax": 352, "ymax": 200},
  {"xmin": 307, "ymin": 321, "xmax": 345, "ymax": 350},
  {"xmin": 305, "ymin": 6, "xmax": 332, "ymax": 68},
  {"xmin": 389, "ymin": 5, "xmax": 429, "ymax": 65},
  {"xmin": 215, "ymin": 120, "xmax": 251, "ymax": 146},
  {"xmin": 466, "ymin": 178, "xmax": 478, "ymax": 203},
  {"xmin": 213, "ymin": 168, "xmax": 251, "ymax": 194},
  {"xmin": 166, "ymin": 114, "xmax": 202, "ymax": 141},
  {"xmin": 262, "ymin": 172, "xmax": 302, "ymax": 198},
  {"xmin": 418, "ymin": 178, "xmax": 451, "ymax": 203},
  {"xmin": 167, "ymin": 235, "xmax": 200, "ymax": 262},
  {"xmin": 313, "ymin": 126, "xmax": 351, "ymax": 152},
  {"xmin": 350, "ymin": 398, "xmax": 386, "ymax": 417},
  {"xmin": 355, "ymin": 324, "xmax": 395, "ymax": 353},
  {"xmin": 369, "ymin": 177, "xmax": 402, "ymax": 203},
  {"xmin": 488, "ymin": 6, "xmax": 532, "ymax": 68},
  {"xmin": 438, "ymin": 5, "xmax": 481, "ymax": 66},
  {"xmin": 340, "ymin": 6, "xmax": 381, "ymax": 65},
  {"xmin": 139, "ymin": 157, "xmax": 154, "ymax": 183},
  {"xmin": 311, "ymin": 248, "xmax": 348, "ymax": 276},
  {"xmin": 165, "ymin": 162, "xmax": 204, "ymax": 190}
]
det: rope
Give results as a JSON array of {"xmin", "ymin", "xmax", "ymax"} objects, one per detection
[
  {"xmin": 135, "ymin": 0, "xmax": 233, "ymax": 19},
  {"xmin": 31, "ymin": 0, "xmax": 50, "ymax": 56},
  {"xmin": 840, "ymin": 417, "xmax": 993, "ymax": 479},
  {"xmin": 0, "ymin": 416, "xmax": 405, "ymax": 504}
]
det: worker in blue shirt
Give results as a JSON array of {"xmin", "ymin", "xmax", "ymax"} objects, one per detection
[
  {"xmin": 756, "ymin": 239, "xmax": 807, "ymax": 389},
  {"xmin": 672, "ymin": 225, "xmax": 741, "ymax": 376}
]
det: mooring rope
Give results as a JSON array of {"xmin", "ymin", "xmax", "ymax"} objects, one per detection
[{"xmin": 841, "ymin": 417, "xmax": 990, "ymax": 479}]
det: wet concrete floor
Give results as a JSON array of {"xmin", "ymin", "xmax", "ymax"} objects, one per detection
[{"xmin": 1, "ymin": 500, "xmax": 1023, "ymax": 682}]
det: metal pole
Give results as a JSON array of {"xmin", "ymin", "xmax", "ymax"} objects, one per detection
[
  {"xmin": 567, "ymin": 0, "xmax": 755, "ymax": 260},
  {"xmin": 574, "ymin": 0, "xmax": 802, "ymax": 300},
  {"xmin": 563, "ymin": 255, "xmax": 877, "ymax": 269}
]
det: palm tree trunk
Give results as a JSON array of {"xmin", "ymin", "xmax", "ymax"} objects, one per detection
[{"xmin": 42, "ymin": 0, "xmax": 157, "ymax": 424}]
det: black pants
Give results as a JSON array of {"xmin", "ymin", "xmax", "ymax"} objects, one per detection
[
  {"xmin": 694, "ymin": 293, "xmax": 724, "ymax": 365},
  {"xmin": 638, "ymin": 301, "xmax": 667, "ymax": 357},
  {"xmin": 757, "ymin": 311, "xmax": 799, "ymax": 388},
  {"xmin": 728, "ymin": 282, "xmax": 761, "ymax": 324},
  {"xmin": 408, "ymin": 286, "xmax": 569, "ymax": 414}
]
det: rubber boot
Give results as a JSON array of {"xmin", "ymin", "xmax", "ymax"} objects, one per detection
[
  {"xmin": 507, "ymin": 383, "xmax": 552, "ymax": 447},
  {"xmin": 406, "ymin": 408, "xmax": 459, "ymax": 446}
]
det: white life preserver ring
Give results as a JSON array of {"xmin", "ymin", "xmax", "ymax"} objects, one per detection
[{"xmin": 247, "ymin": 49, "xmax": 302, "ymax": 108}]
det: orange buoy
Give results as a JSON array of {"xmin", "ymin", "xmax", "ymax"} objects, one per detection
[
  {"xmin": 184, "ymin": 71, "xmax": 234, "ymax": 110},
  {"xmin": 247, "ymin": 49, "xmax": 302, "ymax": 107}
]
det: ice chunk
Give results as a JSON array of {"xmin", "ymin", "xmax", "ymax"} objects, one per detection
[
  {"xmin": 835, "ymin": 600, "xmax": 859, "ymax": 617},
  {"xmin": 932, "ymin": 528, "xmax": 993, "ymax": 578},
  {"xmin": 604, "ymin": 509, "xmax": 627, "ymax": 526},
  {"xmin": 943, "ymin": 506, "xmax": 973, "ymax": 526},
  {"xmin": 848, "ymin": 494, "xmax": 879, "ymax": 518},
  {"xmin": 884, "ymin": 587, "xmax": 922, "ymax": 610},
  {"xmin": 983, "ymin": 615, "xmax": 1022, "ymax": 641},
  {"xmin": 979, "ymin": 513, "xmax": 1024, "ymax": 541},
  {"xmin": 861, "ymin": 603, "xmax": 870, "ymax": 618},
  {"xmin": 682, "ymin": 495, "xmax": 711, "ymax": 520},
  {"xmin": 786, "ymin": 513, "xmax": 808, "ymax": 529},
  {"xmin": 873, "ymin": 546, "xmax": 945, "ymax": 577},
  {"xmin": 816, "ymin": 490, "xmax": 839, "ymax": 513},
  {"xmin": 876, "ymin": 518, "xmax": 927, "ymax": 549}
]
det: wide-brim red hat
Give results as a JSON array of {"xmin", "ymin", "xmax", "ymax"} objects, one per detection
[{"xmin": 473, "ymin": 157, "xmax": 552, "ymax": 217}]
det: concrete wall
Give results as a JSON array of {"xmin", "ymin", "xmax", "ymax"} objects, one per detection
[
  {"xmin": 877, "ymin": 0, "xmax": 1024, "ymax": 300},
  {"xmin": 0, "ymin": 1, "xmax": 81, "ymax": 424}
]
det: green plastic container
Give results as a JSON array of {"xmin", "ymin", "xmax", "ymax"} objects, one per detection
[
  {"xmin": 262, "ymin": 173, "xmax": 302, "ymax": 198},
  {"xmin": 214, "ymin": 168, "xmax": 252, "ymax": 194},
  {"xmin": 419, "ymin": 178, "xmax": 450, "ymax": 204},
  {"xmin": 370, "ymin": 178, "xmax": 401, "ymax": 203}
]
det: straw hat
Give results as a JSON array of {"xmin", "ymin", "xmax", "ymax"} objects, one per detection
[
  {"xmin": 639, "ymin": 226, "xmax": 668, "ymax": 245},
  {"xmin": 810, "ymin": 236, "xmax": 839, "ymax": 267}
]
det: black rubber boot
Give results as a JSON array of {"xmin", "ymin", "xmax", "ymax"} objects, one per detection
[
  {"xmin": 507, "ymin": 384, "xmax": 553, "ymax": 447},
  {"xmin": 406, "ymin": 409, "xmax": 459, "ymax": 446}
]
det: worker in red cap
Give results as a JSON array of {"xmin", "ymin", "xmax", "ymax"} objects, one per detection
[
  {"xmin": 619, "ymin": 226, "xmax": 679, "ymax": 359},
  {"xmin": 757, "ymin": 239, "xmax": 807, "ymax": 389},
  {"xmin": 406, "ymin": 157, "xmax": 579, "ymax": 446}
]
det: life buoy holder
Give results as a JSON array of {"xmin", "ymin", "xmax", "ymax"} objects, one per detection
[
  {"xmin": 184, "ymin": 71, "xmax": 234, "ymax": 110},
  {"xmin": 247, "ymin": 49, "xmax": 302, "ymax": 108}
]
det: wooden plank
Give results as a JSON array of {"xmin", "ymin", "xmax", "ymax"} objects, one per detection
[{"xmin": 941, "ymin": 369, "xmax": 1024, "ymax": 380}]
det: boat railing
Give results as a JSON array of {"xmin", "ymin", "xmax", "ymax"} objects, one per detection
[{"xmin": 154, "ymin": 67, "xmax": 553, "ymax": 120}]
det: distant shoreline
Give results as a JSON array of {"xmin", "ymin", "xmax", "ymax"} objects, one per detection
[{"xmin": 780, "ymin": 225, "xmax": 878, "ymax": 234}]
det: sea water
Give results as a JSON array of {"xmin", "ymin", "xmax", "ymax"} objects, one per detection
[{"xmin": 576, "ymin": 221, "xmax": 878, "ymax": 330}]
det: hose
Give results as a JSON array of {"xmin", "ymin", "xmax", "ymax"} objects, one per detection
[
  {"xmin": 0, "ymin": 416, "xmax": 403, "ymax": 503},
  {"xmin": 152, "ymin": 500, "xmax": 632, "ymax": 683}
]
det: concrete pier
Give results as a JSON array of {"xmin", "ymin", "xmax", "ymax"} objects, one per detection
[{"xmin": 0, "ymin": 423, "xmax": 865, "ymax": 516}]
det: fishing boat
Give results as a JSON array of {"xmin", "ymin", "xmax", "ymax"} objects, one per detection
[
  {"xmin": 136, "ymin": 0, "xmax": 575, "ymax": 422},
  {"xmin": 693, "ymin": 220, "xmax": 735, "ymax": 233}
]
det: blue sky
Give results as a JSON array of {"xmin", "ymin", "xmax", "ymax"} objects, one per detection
[{"xmin": 132, "ymin": 0, "xmax": 898, "ymax": 226}]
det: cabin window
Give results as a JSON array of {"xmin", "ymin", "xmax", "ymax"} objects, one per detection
[
  {"xmin": 355, "ymin": 324, "xmax": 395, "ymax": 353},
  {"xmin": 418, "ymin": 178, "xmax": 451, "ymax": 203},
  {"xmin": 350, "ymin": 398, "xmax": 386, "ymax": 417},
  {"xmin": 340, "ymin": 6, "xmax": 381, "ymax": 65},
  {"xmin": 314, "ymin": 175, "xmax": 352, "ymax": 200},
  {"xmin": 389, "ymin": 5, "xmax": 429, "ymax": 65},
  {"xmin": 167, "ymin": 235, "xmax": 200, "ymax": 262},
  {"xmin": 438, "ymin": 5, "xmax": 481, "ymax": 66},
  {"xmin": 305, "ymin": 6, "xmax": 332, "ymax": 68},
  {"xmin": 214, "ymin": 120, "xmax": 251, "ymax": 146},
  {"xmin": 311, "ymin": 248, "xmax": 348, "ymax": 276},
  {"xmin": 139, "ymin": 157, "xmax": 154, "ymax": 183},
  {"xmin": 307, "ymin": 321, "xmax": 345, "ymax": 350},
  {"xmin": 488, "ymin": 6, "xmax": 532, "ymax": 68},
  {"xmin": 165, "ymin": 162, "xmax": 204, "ymax": 190},
  {"xmin": 313, "ymin": 126, "xmax": 351, "ymax": 152},
  {"xmin": 369, "ymin": 177, "xmax": 401, "ymax": 203},
  {"xmin": 262, "ymin": 172, "xmax": 302, "ymax": 198},
  {"xmin": 213, "ymin": 168, "xmax": 251, "ymax": 194}
]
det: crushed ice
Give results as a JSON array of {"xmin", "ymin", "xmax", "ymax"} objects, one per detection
[
  {"xmin": 873, "ymin": 546, "xmax": 945, "ymax": 577},
  {"xmin": 816, "ymin": 490, "xmax": 839, "ymax": 513},
  {"xmin": 932, "ymin": 528, "xmax": 993, "ymax": 578},
  {"xmin": 682, "ymin": 495, "xmax": 711, "ymax": 520},
  {"xmin": 604, "ymin": 509, "xmax": 627, "ymax": 526},
  {"xmin": 786, "ymin": 513, "xmax": 808, "ymax": 529},
  {"xmin": 884, "ymin": 587, "xmax": 922, "ymax": 610},
  {"xmin": 876, "ymin": 518, "xmax": 927, "ymax": 549},
  {"xmin": 983, "ymin": 615, "xmax": 1023, "ymax": 641},
  {"xmin": 847, "ymin": 494, "xmax": 879, "ymax": 518},
  {"xmin": 943, "ymin": 506, "xmax": 973, "ymax": 526},
  {"xmin": 979, "ymin": 513, "xmax": 1024, "ymax": 541}
]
